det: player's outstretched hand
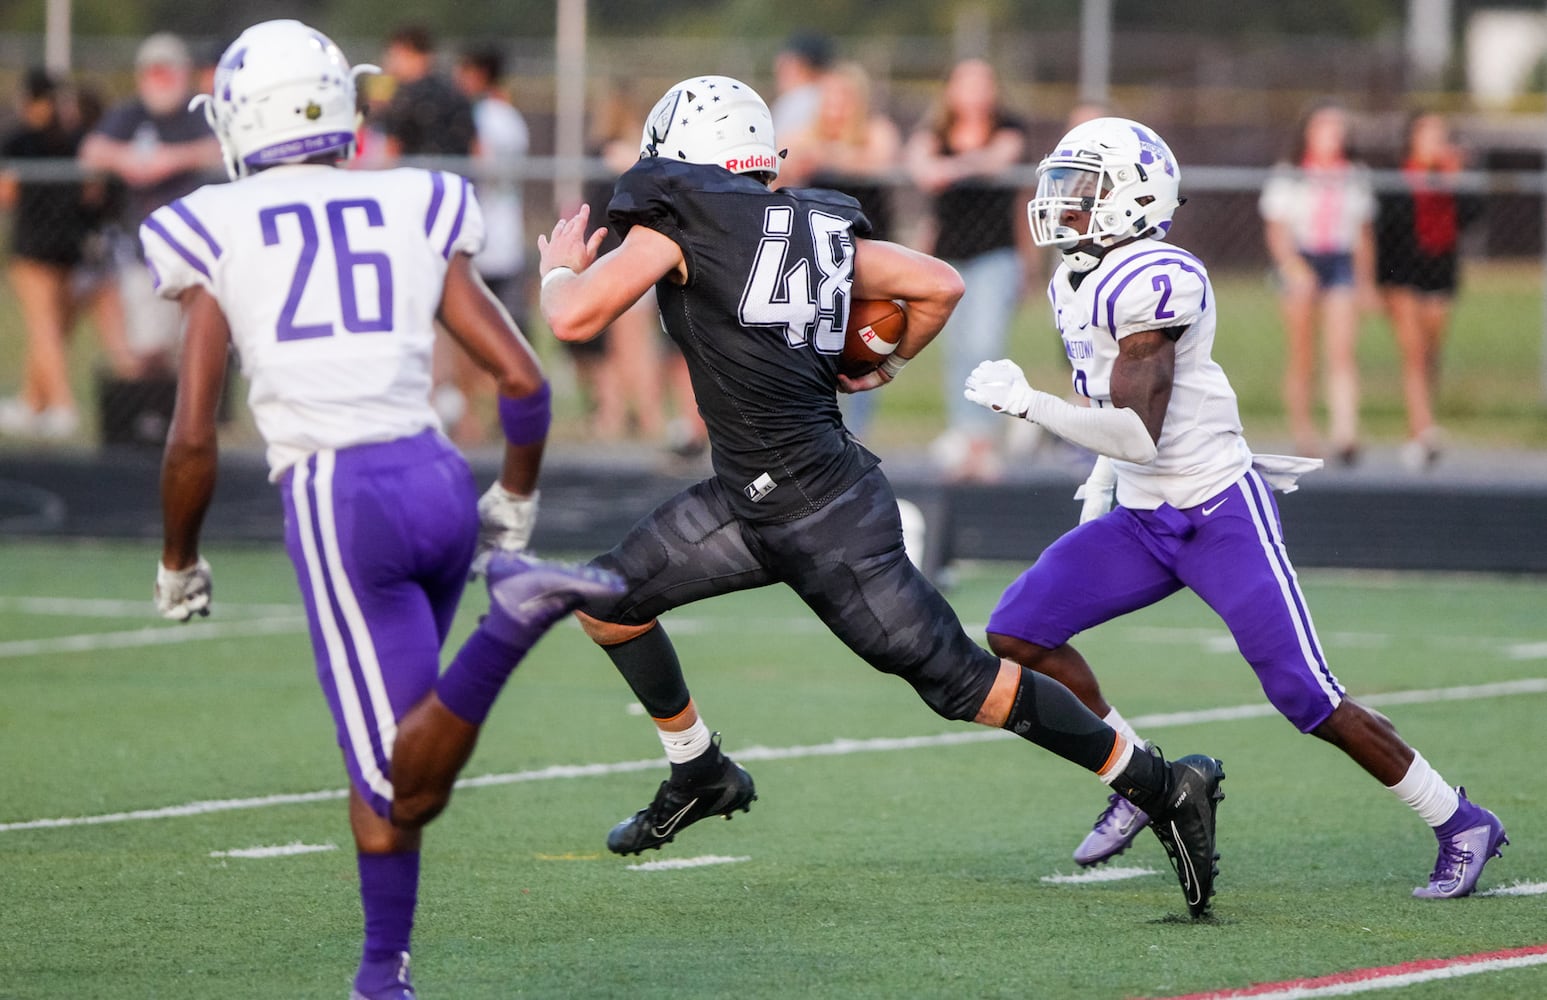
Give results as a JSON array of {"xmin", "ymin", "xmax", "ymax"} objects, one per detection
[
  {"xmin": 155, "ymin": 557, "xmax": 212, "ymax": 622},
  {"xmin": 537, "ymin": 204, "xmax": 608, "ymax": 276},
  {"xmin": 964, "ymin": 359, "xmax": 1036, "ymax": 418},
  {"xmin": 471, "ymin": 483, "xmax": 539, "ymax": 578}
]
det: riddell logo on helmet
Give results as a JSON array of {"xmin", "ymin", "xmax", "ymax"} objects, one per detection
[{"xmin": 726, "ymin": 154, "xmax": 777, "ymax": 172}]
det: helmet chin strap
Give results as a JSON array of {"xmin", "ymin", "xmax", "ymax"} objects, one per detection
[{"xmin": 1052, "ymin": 227, "xmax": 1108, "ymax": 273}]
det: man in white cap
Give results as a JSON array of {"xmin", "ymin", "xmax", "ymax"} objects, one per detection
[{"xmin": 79, "ymin": 32, "xmax": 223, "ymax": 381}]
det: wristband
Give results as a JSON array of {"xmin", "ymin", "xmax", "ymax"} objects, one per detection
[
  {"xmin": 497, "ymin": 381, "xmax": 552, "ymax": 446},
  {"xmin": 879, "ymin": 354, "xmax": 911, "ymax": 380},
  {"xmin": 541, "ymin": 266, "xmax": 576, "ymax": 289}
]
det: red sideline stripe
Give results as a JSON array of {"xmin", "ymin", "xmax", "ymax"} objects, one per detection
[{"xmin": 1149, "ymin": 942, "xmax": 1547, "ymax": 999}]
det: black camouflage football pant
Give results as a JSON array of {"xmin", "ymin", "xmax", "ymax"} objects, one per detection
[{"xmin": 584, "ymin": 466, "xmax": 1000, "ymax": 721}]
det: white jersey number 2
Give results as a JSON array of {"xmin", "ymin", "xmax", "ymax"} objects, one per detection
[{"xmin": 738, "ymin": 206, "xmax": 854, "ymax": 354}]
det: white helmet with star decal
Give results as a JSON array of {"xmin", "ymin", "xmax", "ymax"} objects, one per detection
[
  {"xmin": 639, "ymin": 75, "xmax": 781, "ymax": 182},
  {"xmin": 1027, "ymin": 116, "xmax": 1182, "ymax": 269}
]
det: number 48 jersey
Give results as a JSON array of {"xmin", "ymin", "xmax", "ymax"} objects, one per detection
[
  {"xmin": 140, "ymin": 164, "xmax": 484, "ymax": 478},
  {"xmin": 1050, "ymin": 237, "xmax": 1252, "ymax": 510}
]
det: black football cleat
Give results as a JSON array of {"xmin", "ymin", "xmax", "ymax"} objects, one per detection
[
  {"xmin": 1148, "ymin": 753, "xmax": 1225, "ymax": 918},
  {"xmin": 606, "ymin": 745, "xmax": 757, "ymax": 856}
]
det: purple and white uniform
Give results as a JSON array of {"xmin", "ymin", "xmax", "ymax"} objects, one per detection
[
  {"xmin": 142, "ymin": 164, "xmax": 485, "ymax": 811},
  {"xmin": 989, "ymin": 238, "xmax": 1345, "ymax": 732}
]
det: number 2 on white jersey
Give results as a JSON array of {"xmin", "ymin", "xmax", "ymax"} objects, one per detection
[{"xmin": 738, "ymin": 205, "xmax": 853, "ymax": 354}]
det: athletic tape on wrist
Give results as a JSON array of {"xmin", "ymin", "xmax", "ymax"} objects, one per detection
[{"xmin": 541, "ymin": 266, "xmax": 576, "ymax": 289}]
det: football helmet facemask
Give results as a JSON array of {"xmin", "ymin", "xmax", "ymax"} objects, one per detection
[
  {"xmin": 192, "ymin": 19, "xmax": 377, "ymax": 180},
  {"xmin": 1027, "ymin": 117, "xmax": 1182, "ymax": 271},
  {"xmin": 639, "ymin": 75, "xmax": 782, "ymax": 182}
]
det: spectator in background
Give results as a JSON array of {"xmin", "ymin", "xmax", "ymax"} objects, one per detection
[
  {"xmin": 770, "ymin": 31, "xmax": 834, "ymax": 137},
  {"xmin": 0, "ymin": 68, "xmax": 93, "ymax": 438},
  {"xmin": 1376, "ymin": 111, "xmax": 1475, "ymax": 471},
  {"xmin": 905, "ymin": 58, "xmax": 1030, "ymax": 482},
  {"xmin": 377, "ymin": 24, "xmax": 476, "ymax": 161},
  {"xmin": 1259, "ymin": 101, "xmax": 1376, "ymax": 465},
  {"xmin": 577, "ymin": 83, "xmax": 670, "ymax": 448},
  {"xmin": 78, "ymin": 32, "xmax": 221, "ymax": 376},
  {"xmin": 452, "ymin": 45, "xmax": 531, "ymax": 446},
  {"xmin": 778, "ymin": 60, "xmax": 902, "ymax": 440}
]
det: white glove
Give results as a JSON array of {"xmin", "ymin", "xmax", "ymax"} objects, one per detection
[
  {"xmin": 472, "ymin": 484, "xmax": 539, "ymax": 576},
  {"xmin": 155, "ymin": 557, "xmax": 212, "ymax": 622},
  {"xmin": 964, "ymin": 359, "xmax": 1037, "ymax": 418},
  {"xmin": 1072, "ymin": 455, "xmax": 1117, "ymax": 524}
]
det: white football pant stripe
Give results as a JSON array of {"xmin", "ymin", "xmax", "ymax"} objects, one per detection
[
  {"xmin": 291, "ymin": 455, "xmax": 395, "ymax": 803},
  {"xmin": 1241, "ymin": 470, "xmax": 1344, "ymax": 706}
]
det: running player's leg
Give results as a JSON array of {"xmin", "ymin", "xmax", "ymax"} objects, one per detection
[
  {"xmin": 578, "ymin": 478, "xmax": 774, "ymax": 853},
  {"xmin": 1183, "ymin": 470, "xmax": 1505, "ymax": 896},
  {"xmin": 283, "ymin": 443, "xmax": 446, "ymax": 999},
  {"xmin": 985, "ymin": 508, "xmax": 1182, "ymax": 720},
  {"xmin": 768, "ymin": 469, "xmax": 1225, "ymax": 914}
]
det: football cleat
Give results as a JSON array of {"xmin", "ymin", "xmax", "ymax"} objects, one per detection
[
  {"xmin": 1413, "ymin": 788, "xmax": 1508, "ymax": 900},
  {"xmin": 484, "ymin": 551, "xmax": 624, "ymax": 635},
  {"xmin": 1074, "ymin": 793, "xmax": 1151, "ymax": 868},
  {"xmin": 607, "ymin": 742, "xmax": 757, "ymax": 856},
  {"xmin": 1148, "ymin": 754, "xmax": 1225, "ymax": 919},
  {"xmin": 350, "ymin": 949, "xmax": 414, "ymax": 1000}
]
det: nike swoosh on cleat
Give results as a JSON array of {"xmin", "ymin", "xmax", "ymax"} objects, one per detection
[
  {"xmin": 1168, "ymin": 819, "xmax": 1202, "ymax": 905},
  {"xmin": 650, "ymin": 797, "xmax": 698, "ymax": 840}
]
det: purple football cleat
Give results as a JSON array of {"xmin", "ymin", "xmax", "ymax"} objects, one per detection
[
  {"xmin": 1074, "ymin": 793, "xmax": 1151, "ymax": 868},
  {"xmin": 350, "ymin": 950, "xmax": 414, "ymax": 1000},
  {"xmin": 1413, "ymin": 788, "xmax": 1508, "ymax": 900},
  {"xmin": 484, "ymin": 551, "xmax": 625, "ymax": 638}
]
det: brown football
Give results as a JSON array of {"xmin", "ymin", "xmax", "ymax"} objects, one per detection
[{"xmin": 839, "ymin": 298, "xmax": 906, "ymax": 377}]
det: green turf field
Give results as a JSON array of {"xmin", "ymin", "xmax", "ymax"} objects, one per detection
[{"xmin": 1, "ymin": 539, "xmax": 1544, "ymax": 999}]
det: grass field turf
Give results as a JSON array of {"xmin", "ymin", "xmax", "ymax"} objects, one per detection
[{"xmin": 1, "ymin": 539, "xmax": 1544, "ymax": 999}]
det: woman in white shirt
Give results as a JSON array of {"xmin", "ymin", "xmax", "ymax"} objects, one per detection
[{"xmin": 1259, "ymin": 101, "xmax": 1376, "ymax": 464}]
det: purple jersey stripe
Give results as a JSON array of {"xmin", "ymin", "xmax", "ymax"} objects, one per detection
[
  {"xmin": 1089, "ymin": 247, "xmax": 1207, "ymax": 334},
  {"xmin": 169, "ymin": 199, "xmax": 222, "ymax": 259},
  {"xmin": 1240, "ymin": 470, "xmax": 1340, "ymax": 694},
  {"xmin": 424, "ymin": 170, "xmax": 446, "ymax": 236},
  {"xmin": 1100, "ymin": 256, "xmax": 1208, "ymax": 336},
  {"xmin": 441, "ymin": 175, "xmax": 472, "ymax": 259},
  {"xmin": 142, "ymin": 215, "xmax": 211, "ymax": 281}
]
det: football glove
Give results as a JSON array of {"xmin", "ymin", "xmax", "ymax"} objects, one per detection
[
  {"xmin": 964, "ymin": 359, "xmax": 1038, "ymax": 419},
  {"xmin": 1073, "ymin": 455, "xmax": 1117, "ymax": 524},
  {"xmin": 472, "ymin": 484, "xmax": 539, "ymax": 577},
  {"xmin": 155, "ymin": 557, "xmax": 212, "ymax": 622}
]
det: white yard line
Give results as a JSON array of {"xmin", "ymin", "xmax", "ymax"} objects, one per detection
[
  {"xmin": 3, "ymin": 677, "xmax": 1543, "ymax": 835},
  {"xmin": 1041, "ymin": 866, "xmax": 1158, "ymax": 884},
  {"xmin": 626, "ymin": 855, "xmax": 751, "ymax": 872},
  {"xmin": 0, "ymin": 616, "xmax": 311, "ymax": 659},
  {"xmin": 1477, "ymin": 880, "xmax": 1547, "ymax": 898},
  {"xmin": 0, "ymin": 596, "xmax": 300, "ymax": 619},
  {"xmin": 1155, "ymin": 944, "xmax": 1547, "ymax": 999},
  {"xmin": 210, "ymin": 841, "xmax": 337, "ymax": 859}
]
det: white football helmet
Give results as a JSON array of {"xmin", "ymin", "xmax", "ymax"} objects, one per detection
[
  {"xmin": 639, "ymin": 75, "xmax": 781, "ymax": 182},
  {"xmin": 1027, "ymin": 117, "xmax": 1182, "ymax": 270},
  {"xmin": 192, "ymin": 20, "xmax": 377, "ymax": 180}
]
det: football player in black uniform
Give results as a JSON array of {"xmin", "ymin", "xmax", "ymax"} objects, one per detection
[{"xmin": 538, "ymin": 75, "xmax": 1227, "ymax": 917}]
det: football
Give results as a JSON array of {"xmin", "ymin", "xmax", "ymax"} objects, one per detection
[{"xmin": 839, "ymin": 298, "xmax": 906, "ymax": 377}]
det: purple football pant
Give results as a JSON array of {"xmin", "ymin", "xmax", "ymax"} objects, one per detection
[
  {"xmin": 280, "ymin": 430, "xmax": 479, "ymax": 817},
  {"xmin": 988, "ymin": 468, "xmax": 1345, "ymax": 732}
]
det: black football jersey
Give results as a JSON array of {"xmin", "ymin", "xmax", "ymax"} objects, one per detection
[{"xmin": 610, "ymin": 158, "xmax": 881, "ymax": 523}]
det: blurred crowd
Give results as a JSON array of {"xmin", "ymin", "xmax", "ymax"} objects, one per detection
[{"xmin": 0, "ymin": 27, "xmax": 1482, "ymax": 476}]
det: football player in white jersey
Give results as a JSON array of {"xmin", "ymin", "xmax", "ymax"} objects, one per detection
[
  {"xmin": 965, "ymin": 117, "xmax": 1506, "ymax": 900},
  {"xmin": 142, "ymin": 21, "xmax": 620, "ymax": 1000}
]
